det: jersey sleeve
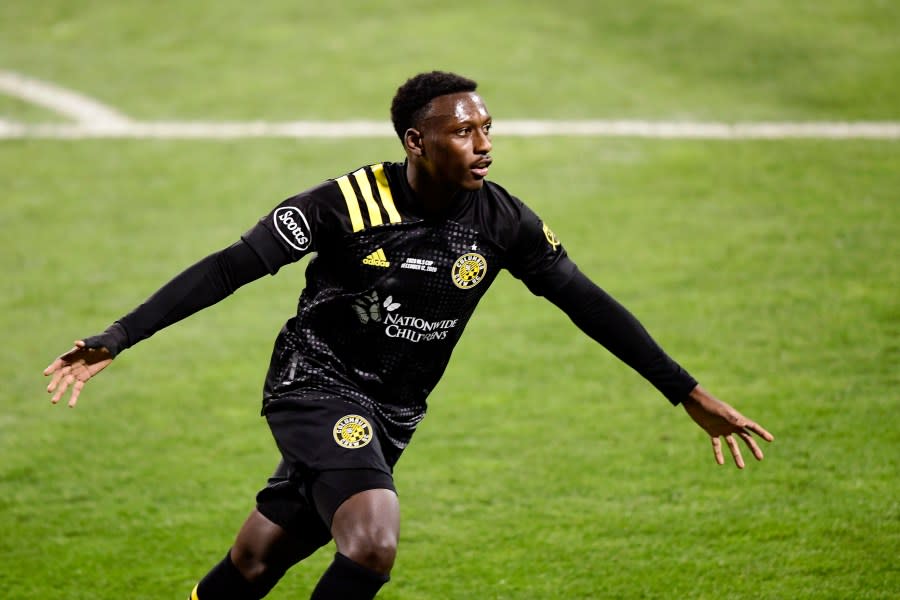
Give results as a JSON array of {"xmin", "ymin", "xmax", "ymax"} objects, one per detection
[
  {"xmin": 543, "ymin": 268, "xmax": 698, "ymax": 405},
  {"xmin": 501, "ymin": 195, "xmax": 695, "ymax": 404},
  {"xmin": 505, "ymin": 200, "xmax": 578, "ymax": 297},
  {"xmin": 241, "ymin": 180, "xmax": 342, "ymax": 274}
]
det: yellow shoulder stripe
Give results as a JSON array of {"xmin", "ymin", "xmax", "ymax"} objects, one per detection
[
  {"xmin": 336, "ymin": 175, "xmax": 365, "ymax": 232},
  {"xmin": 371, "ymin": 163, "xmax": 401, "ymax": 224},
  {"xmin": 335, "ymin": 164, "xmax": 402, "ymax": 233},
  {"xmin": 352, "ymin": 168, "xmax": 384, "ymax": 227}
]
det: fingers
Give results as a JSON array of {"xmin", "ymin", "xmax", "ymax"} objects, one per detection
[
  {"xmin": 43, "ymin": 358, "xmax": 62, "ymax": 376},
  {"xmin": 711, "ymin": 429, "xmax": 769, "ymax": 469},
  {"xmin": 745, "ymin": 421, "xmax": 774, "ymax": 442},
  {"xmin": 46, "ymin": 366, "xmax": 68, "ymax": 395},
  {"xmin": 43, "ymin": 344, "xmax": 81, "ymax": 376},
  {"xmin": 44, "ymin": 343, "xmax": 90, "ymax": 406},
  {"xmin": 739, "ymin": 430, "xmax": 765, "ymax": 461},
  {"xmin": 47, "ymin": 370, "xmax": 86, "ymax": 407},
  {"xmin": 68, "ymin": 380, "xmax": 85, "ymax": 408},
  {"xmin": 50, "ymin": 373, "xmax": 74, "ymax": 404},
  {"xmin": 725, "ymin": 434, "xmax": 745, "ymax": 469},
  {"xmin": 711, "ymin": 437, "xmax": 724, "ymax": 465}
]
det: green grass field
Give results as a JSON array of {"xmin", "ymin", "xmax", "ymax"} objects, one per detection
[{"xmin": 2, "ymin": 2, "xmax": 898, "ymax": 598}]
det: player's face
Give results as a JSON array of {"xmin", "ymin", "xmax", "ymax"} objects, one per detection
[{"xmin": 417, "ymin": 92, "xmax": 493, "ymax": 191}]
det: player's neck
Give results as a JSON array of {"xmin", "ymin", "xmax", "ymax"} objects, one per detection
[{"xmin": 405, "ymin": 162, "xmax": 461, "ymax": 217}]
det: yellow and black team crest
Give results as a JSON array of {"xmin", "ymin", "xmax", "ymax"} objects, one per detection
[
  {"xmin": 451, "ymin": 252, "xmax": 488, "ymax": 289},
  {"xmin": 542, "ymin": 223, "xmax": 560, "ymax": 251},
  {"xmin": 333, "ymin": 415, "xmax": 373, "ymax": 449}
]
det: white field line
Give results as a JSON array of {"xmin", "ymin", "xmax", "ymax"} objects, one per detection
[
  {"xmin": 1, "ymin": 70, "xmax": 898, "ymax": 140},
  {"xmin": 0, "ymin": 70, "xmax": 132, "ymax": 125},
  {"xmin": 1, "ymin": 119, "xmax": 899, "ymax": 139}
]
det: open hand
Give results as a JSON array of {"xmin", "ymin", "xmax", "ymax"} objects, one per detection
[
  {"xmin": 43, "ymin": 340, "xmax": 113, "ymax": 407},
  {"xmin": 682, "ymin": 385, "xmax": 774, "ymax": 468}
]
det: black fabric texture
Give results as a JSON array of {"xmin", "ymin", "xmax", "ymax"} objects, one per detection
[
  {"xmin": 195, "ymin": 552, "xmax": 257, "ymax": 600},
  {"xmin": 544, "ymin": 266, "xmax": 697, "ymax": 405},
  {"xmin": 110, "ymin": 240, "xmax": 269, "ymax": 353},
  {"xmin": 81, "ymin": 322, "xmax": 129, "ymax": 358},
  {"xmin": 310, "ymin": 552, "xmax": 390, "ymax": 600}
]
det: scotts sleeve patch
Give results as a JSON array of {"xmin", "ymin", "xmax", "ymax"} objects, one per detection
[
  {"xmin": 273, "ymin": 206, "xmax": 312, "ymax": 251},
  {"xmin": 542, "ymin": 223, "xmax": 560, "ymax": 251}
]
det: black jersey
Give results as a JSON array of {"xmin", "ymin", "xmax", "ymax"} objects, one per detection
[
  {"xmin": 107, "ymin": 160, "xmax": 695, "ymax": 457},
  {"xmin": 242, "ymin": 161, "xmax": 577, "ymax": 451}
]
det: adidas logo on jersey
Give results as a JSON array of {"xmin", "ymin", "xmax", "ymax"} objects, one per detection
[{"xmin": 362, "ymin": 248, "xmax": 390, "ymax": 268}]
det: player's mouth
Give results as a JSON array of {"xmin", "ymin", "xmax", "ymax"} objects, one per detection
[{"xmin": 471, "ymin": 158, "xmax": 492, "ymax": 178}]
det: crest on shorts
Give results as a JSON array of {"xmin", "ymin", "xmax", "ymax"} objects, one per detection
[
  {"xmin": 333, "ymin": 415, "xmax": 373, "ymax": 449},
  {"xmin": 451, "ymin": 252, "xmax": 487, "ymax": 289}
]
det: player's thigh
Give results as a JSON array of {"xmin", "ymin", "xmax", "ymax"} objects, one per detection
[
  {"xmin": 314, "ymin": 475, "xmax": 400, "ymax": 574},
  {"xmin": 245, "ymin": 461, "xmax": 333, "ymax": 567},
  {"xmin": 312, "ymin": 468, "xmax": 398, "ymax": 529}
]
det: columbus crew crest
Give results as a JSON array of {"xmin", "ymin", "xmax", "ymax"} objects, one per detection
[
  {"xmin": 333, "ymin": 415, "xmax": 373, "ymax": 449},
  {"xmin": 451, "ymin": 252, "xmax": 487, "ymax": 289}
]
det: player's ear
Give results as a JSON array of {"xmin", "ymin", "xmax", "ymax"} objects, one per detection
[{"xmin": 404, "ymin": 128, "xmax": 425, "ymax": 157}]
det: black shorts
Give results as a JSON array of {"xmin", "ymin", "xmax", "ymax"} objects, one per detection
[
  {"xmin": 256, "ymin": 392, "xmax": 398, "ymax": 536},
  {"xmin": 255, "ymin": 461, "xmax": 396, "ymax": 544}
]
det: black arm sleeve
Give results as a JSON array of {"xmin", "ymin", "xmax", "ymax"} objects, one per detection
[
  {"xmin": 87, "ymin": 239, "xmax": 270, "ymax": 357},
  {"xmin": 543, "ymin": 264, "xmax": 698, "ymax": 405}
]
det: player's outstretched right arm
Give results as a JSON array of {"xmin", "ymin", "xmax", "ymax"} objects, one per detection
[
  {"xmin": 41, "ymin": 236, "xmax": 279, "ymax": 408},
  {"xmin": 44, "ymin": 339, "xmax": 115, "ymax": 408}
]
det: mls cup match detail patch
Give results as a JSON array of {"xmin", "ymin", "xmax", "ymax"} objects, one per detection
[
  {"xmin": 542, "ymin": 223, "xmax": 560, "ymax": 251},
  {"xmin": 333, "ymin": 415, "xmax": 374, "ymax": 449},
  {"xmin": 273, "ymin": 206, "xmax": 312, "ymax": 251},
  {"xmin": 451, "ymin": 252, "xmax": 487, "ymax": 289}
]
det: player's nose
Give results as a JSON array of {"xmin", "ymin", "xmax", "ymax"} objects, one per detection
[{"xmin": 474, "ymin": 128, "xmax": 492, "ymax": 154}]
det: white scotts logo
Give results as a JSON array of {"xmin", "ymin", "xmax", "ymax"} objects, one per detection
[
  {"xmin": 273, "ymin": 206, "xmax": 312, "ymax": 251},
  {"xmin": 451, "ymin": 252, "xmax": 487, "ymax": 289},
  {"xmin": 333, "ymin": 415, "xmax": 373, "ymax": 449}
]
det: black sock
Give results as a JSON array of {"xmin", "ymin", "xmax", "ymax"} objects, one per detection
[
  {"xmin": 309, "ymin": 552, "xmax": 390, "ymax": 599},
  {"xmin": 192, "ymin": 551, "xmax": 257, "ymax": 600}
]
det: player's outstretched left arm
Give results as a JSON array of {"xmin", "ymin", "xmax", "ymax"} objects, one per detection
[{"xmin": 681, "ymin": 385, "xmax": 774, "ymax": 469}]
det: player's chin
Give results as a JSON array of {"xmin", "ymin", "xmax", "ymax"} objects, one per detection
[{"xmin": 461, "ymin": 174, "xmax": 487, "ymax": 190}]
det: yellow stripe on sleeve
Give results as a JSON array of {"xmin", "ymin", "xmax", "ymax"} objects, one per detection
[
  {"xmin": 191, "ymin": 584, "xmax": 200, "ymax": 600},
  {"xmin": 371, "ymin": 163, "xmax": 401, "ymax": 224},
  {"xmin": 336, "ymin": 175, "xmax": 365, "ymax": 232},
  {"xmin": 352, "ymin": 168, "xmax": 383, "ymax": 227}
]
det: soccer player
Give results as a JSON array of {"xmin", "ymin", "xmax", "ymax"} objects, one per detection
[{"xmin": 43, "ymin": 71, "xmax": 773, "ymax": 599}]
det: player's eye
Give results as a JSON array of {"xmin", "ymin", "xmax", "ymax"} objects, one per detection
[
  {"xmin": 483, "ymin": 123, "xmax": 492, "ymax": 135},
  {"xmin": 456, "ymin": 127, "xmax": 471, "ymax": 136}
]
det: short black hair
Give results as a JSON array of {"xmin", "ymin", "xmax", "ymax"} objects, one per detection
[{"xmin": 390, "ymin": 71, "xmax": 478, "ymax": 140}]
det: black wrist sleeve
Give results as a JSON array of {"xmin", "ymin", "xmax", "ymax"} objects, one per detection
[
  {"xmin": 106, "ymin": 239, "xmax": 270, "ymax": 355},
  {"xmin": 82, "ymin": 322, "xmax": 130, "ymax": 358},
  {"xmin": 544, "ymin": 267, "xmax": 697, "ymax": 405}
]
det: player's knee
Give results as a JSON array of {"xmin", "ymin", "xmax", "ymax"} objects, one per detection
[
  {"xmin": 230, "ymin": 544, "xmax": 283, "ymax": 584},
  {"xmin": 340, "ymin": 526, "xmax": 398, "ymax": 575}
]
